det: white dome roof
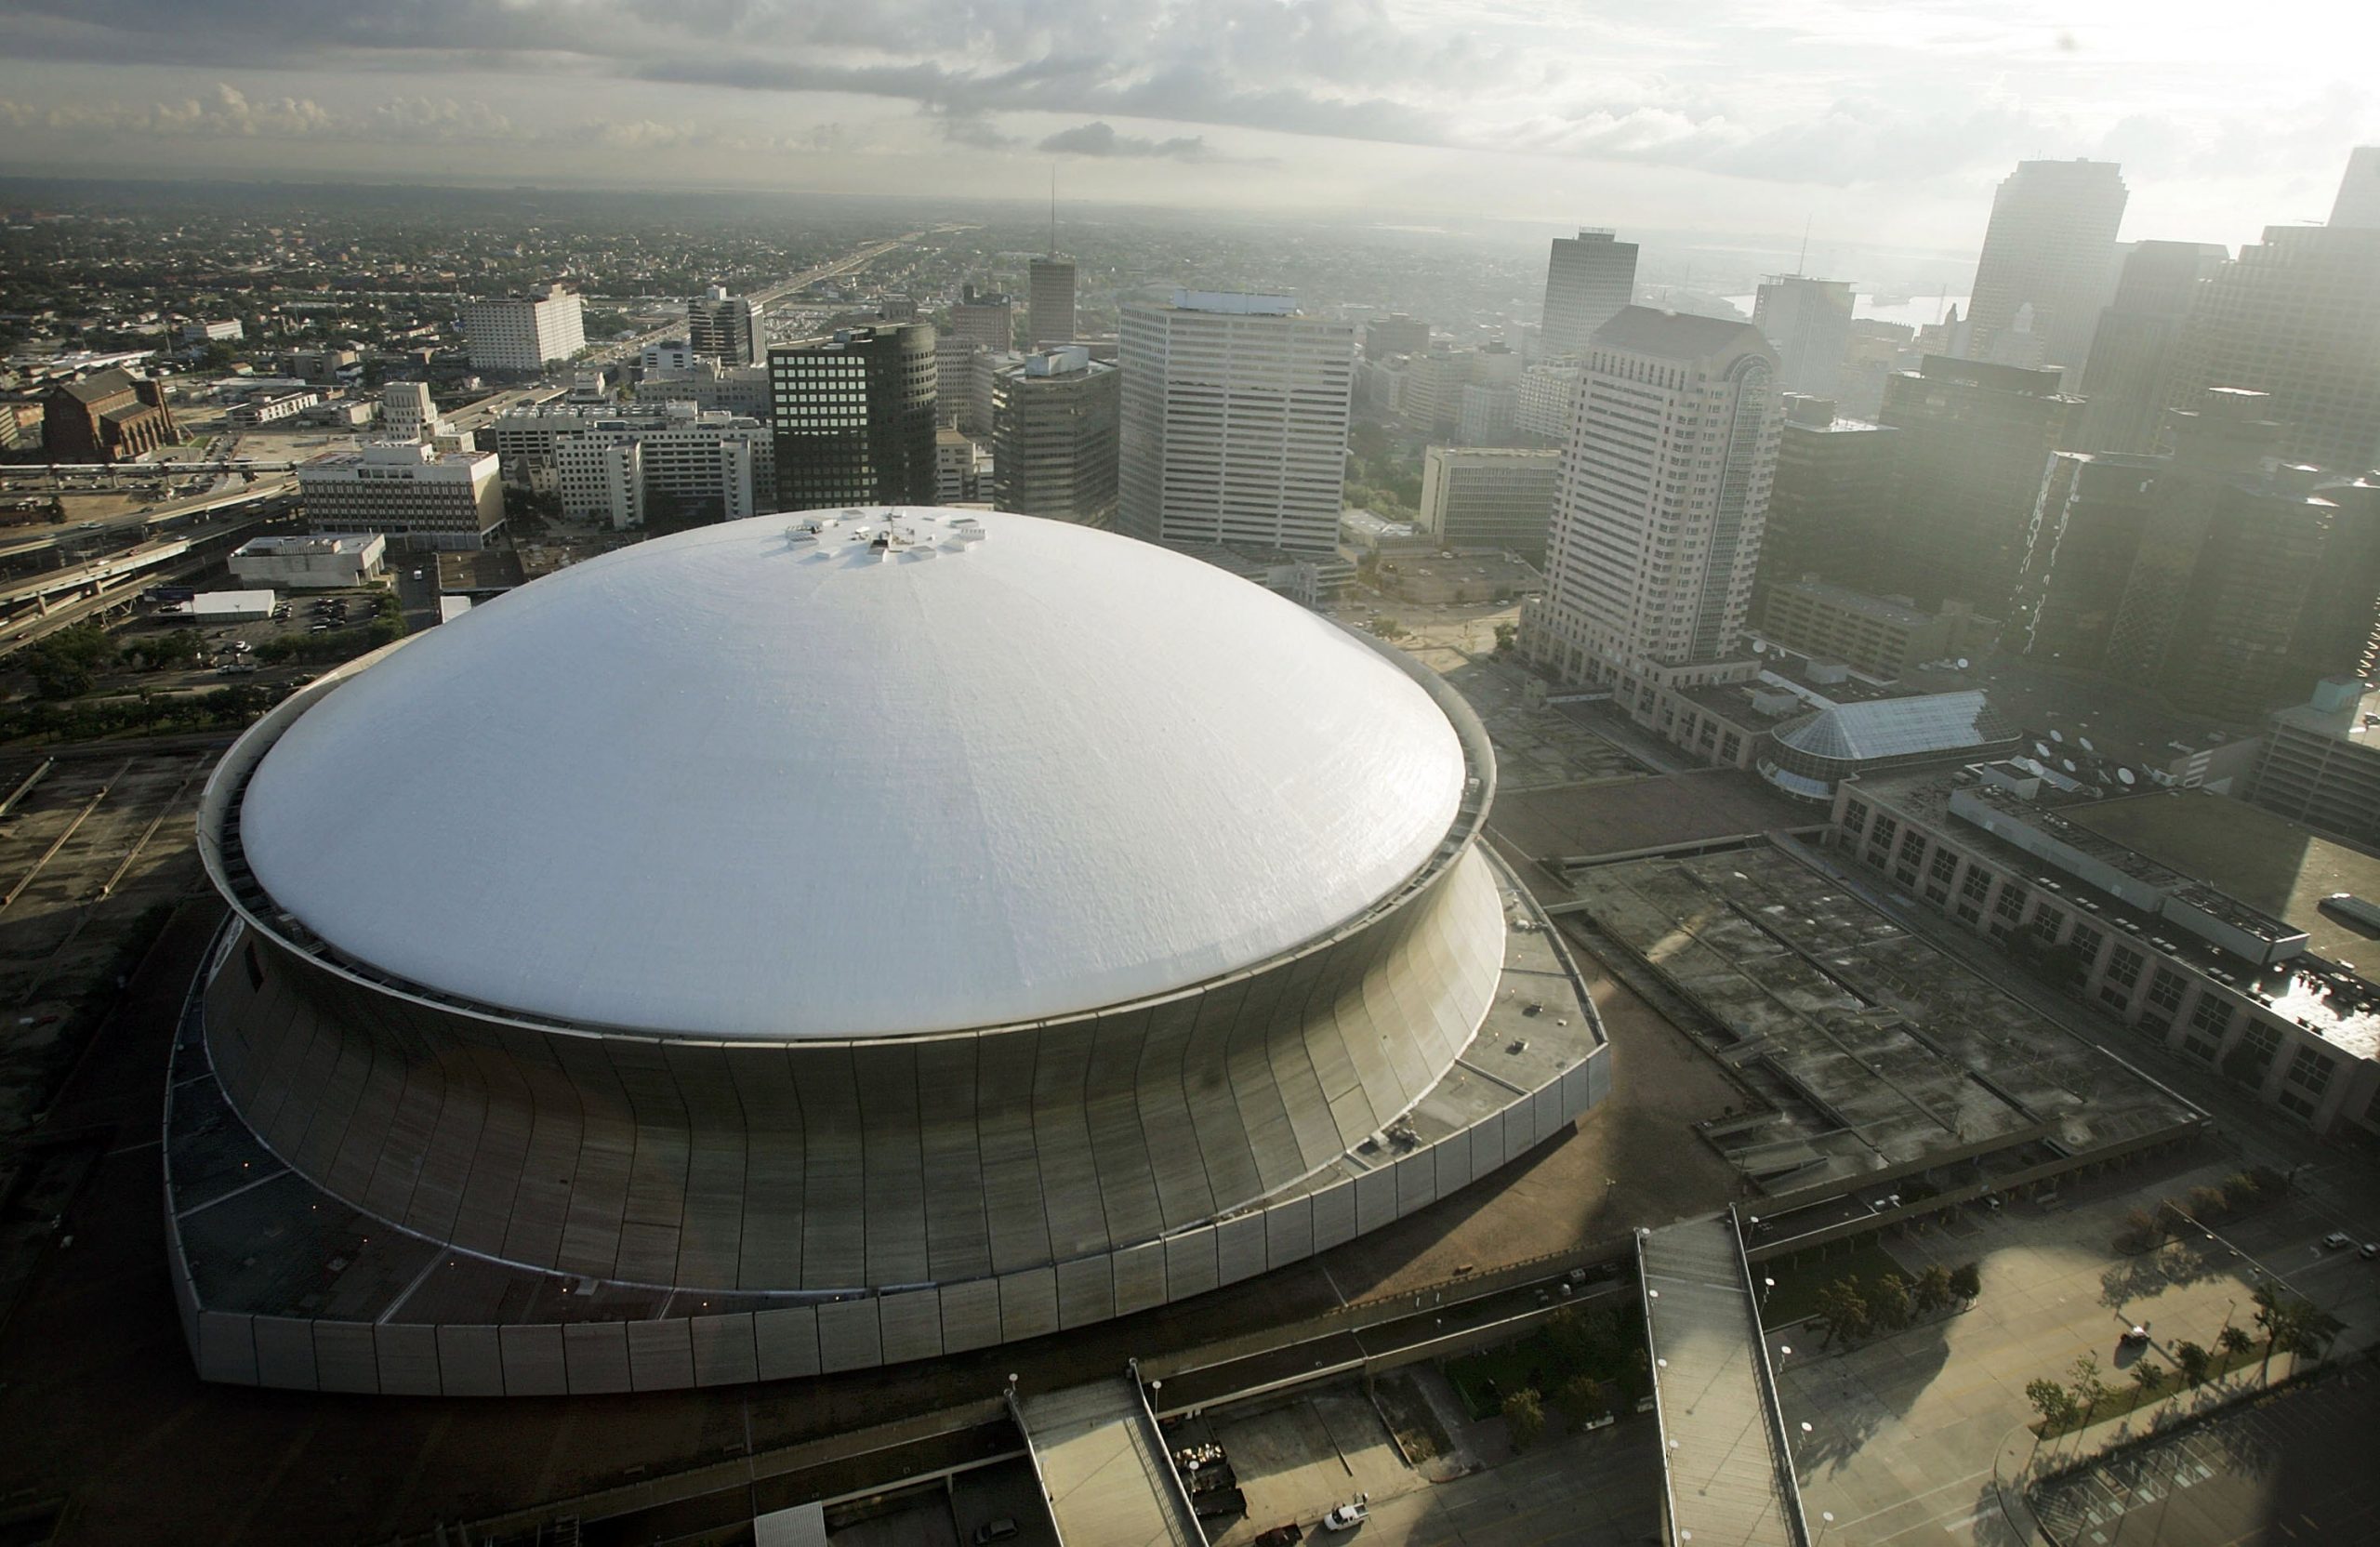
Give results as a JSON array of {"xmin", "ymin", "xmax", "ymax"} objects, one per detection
[{"xmin": 238, "ymin": 509, "xmax": 1469, "ymax": 1038}]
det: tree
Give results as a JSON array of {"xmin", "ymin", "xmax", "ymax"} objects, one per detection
[
  {"xmin": 2070, "ymin": 1353, "xmax": 2110, "ymax": 1421},
  {"xmin": 2221, "ymin": 1171, "xmax": 2265, "ymax": 1211},
  {"xmin": 1815, "ymin": 1278, "xmax": 1869, "ymax": 1347},
  {"xmin": 1501, "ymin": 1386, "xmax": 1545, "ymax": 1450},
  {"xmin": 2025, "ymin": 1377, "xmax": 2079, "ymax": 1432},
  {"xmin": 1493, "ymin": 621, "xmax": 1518, "ymax": 655},
  {"xmin": 2186, "ymin": 1184, "xmax": 2229, "ymax": 1221},
  {"xmin": 2217, "ymin": 1324, "xmax": 2254, "ymax": 1362},
  {"xmin": 1870, "ymin": 1273, "xmax": 1913, "ymax": 1332},
  {"xmin": 2173, "ymin": 1340, "xmax": 2211, "ymax": 1386},
  {"xmin": 1912, "ymin": 1264, "xmax": 1953, "ymax": 1315},
  {"xmin": 1948, "ymin": 1262, "xmax": 1981, "ymax": 1302},
  {"xmin": 2129, "ymin": 1361, "xmax": 2165, "ymax": 1400},
  {"xmin": 23, "ymin": 621, "xmax": 116, "ymax": 700},
  {"xmin": 1556, "ymin": 1374, "xmax": 1608, "ymax": 1432},
  {"xmin": 1368, "ymin": 615, "xmax": 1409, "ymax": 641}
]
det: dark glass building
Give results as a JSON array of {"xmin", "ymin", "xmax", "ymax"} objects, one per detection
[{"xmin": 768, "ymin": 323, "xmax": 938, "ymax": 508}]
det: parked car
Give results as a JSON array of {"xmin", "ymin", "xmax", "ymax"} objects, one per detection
[
  {"xmin": 2324, "ymin": 1231, "xmax": 2354, "ymax": 1250},
  {"xmin": 1322, "ymin": 1497, "xmax": 1369, "ymax": 1531},
  {"xmin": 970, "ymin": 1520, "xmax": 1018, "ymax": 1545}
]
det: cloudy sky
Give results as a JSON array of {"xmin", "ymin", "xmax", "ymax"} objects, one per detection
[{"xmin": 0, "ymin": 0, "xmax": 2372, "ymax": 256}]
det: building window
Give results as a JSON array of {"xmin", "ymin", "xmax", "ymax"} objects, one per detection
[
  {"xmin": 2146, "ymin": 970, "xmax": 2187, "ymax": 1013},
  {"xmin": 2069, "ymin": 925, "xmax": 2105, "ymax": 964},
  {"xmin": 2286, "ymin": 1045, "xmax": 2334, "ymax": 1098},
  {"xmin": 2107, "ymin": 945, "xmax": 2147, "ymax": 988},
  {"xmin": 2189, "ymin": 996, "xmax": 2231, "ymax": 1038},
  {"xmin": 2234, "ymin": 1022, "xmax": 2281, "ymax": 1079},
  {"xmin": 1929, "ymin": 848, "xmax": 1958, "ymax": 884},
  {"xmin": 1994, "ymin": 883, "xmax": 2028, "ymax": 926}
]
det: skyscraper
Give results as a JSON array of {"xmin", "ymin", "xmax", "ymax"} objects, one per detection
[
  {"xmin": 1117, "ymin": 290, "xmax": 1355, "ymax": 555},
  {"xmin": 1753, "ymin": 276, "xmax": 1857, "ymax": 397},
  {"xmin": 1750, "ymin": 395, "xmax": 1899, "ymax": 602},
  {"xmin": 2018, "ymin": 390, "xmax": 2380, "ymax": 720},
  {"xmin": 2332, "ymin": 146, "xmax": 2380, "ymax": 229},
  {"xmin": 948, "ymin": 284, "xmax": 1014, "ymax": 351},
  {"xmin": 687, "ymin": 284, "xmax": 764, "ymax": 366},
  {"xmin": 460, "ymin": 284, "xmax": 585, "ymax": 373},
  {"xmin": 2071, "ymin": 240, "xmax": 2228, "ymax": 453},
  {"xmin": 1875, "ymin": 355, "xmax": 2080, "ymax": 614},
  {"xmin": 1964, "ymin": 160, "xmax": 2129, "ymax": 379},
  {"xmin": 2161, "ymin": 157, "xmax": 2380, "ymax": 474},
  {"xmin": 991, "ymin": 347, "xmax": 1118, "ymax": 528},
  {"xmin": 1526, "ymin": 308, "xmax": 1781, "ymax": 683},
  {"xmin": 1027, "ymin": 258, "xmax": 1078, "ymax": 348},
  {"xmin": 1539, "ymin": 229, "xmax": 1638, "ymax": 358},
  {"xmin": 766, "ymin": 323, "xmax": 938, "ymax": 509}
]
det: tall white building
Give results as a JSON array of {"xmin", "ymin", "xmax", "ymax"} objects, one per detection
[
  {"xmin": 1526, "ymin": 308, "xmax": 1782, "ymax": 685},
  {"xmin": 1540, "ymin": 229, "xmax": 1638, "ymax": 359},
  {"xmin": 2334, "ymin": 147, "xmax": 2380, "ymax": 229},
  {"xmin": 460, "ymin": 284, "xmax": 585, "ymax": 373},
  {"xmin": 1964, "ymin": 160, "xmax": 2128, "ymax": 380},
  {"xmin": 687, "ymin": 285, "xmax": 764, "ymax": 365},
  {"xmin": 1752, "ymin": 275, "xmax": 1856, "ymax": 397},
  {"xmin": 380, "ymin": 381, "xmax": 435, "ymax": 441},
  {"xmin": 1514, "ymin": 363, "xmax": 1581, "ymax": 443},
  {"xmin": 1118, "ymin": 290, "xmax": 1355, "ymax": 555},
  {"xmin": 551, "ymin": 404, "xmax": 774, "ymax": 530}
]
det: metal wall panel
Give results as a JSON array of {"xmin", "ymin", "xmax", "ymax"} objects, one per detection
[
  {"xmin": 628, "ymin": 1319, "xmax": 697, "ymax": 1391},
  {"xmin": 313, "ymin": 1321, "xmax": 381, "ymax": 1394},
  {"xmin": 1354, "ymin": 1168, "xmax": 1397, "ymax": 1236},
  {"xmin": 435, "ymin": 1325, "xmax": 506, "ymax": 1396},
  {"xmin": 937, "ymin": 1277, "xmax": 1004, "ymax": 1354},
  {"xmin": 815, "ymin": 1298, "xmax": 884, "ymax": 1374},
  {"xmin": 251, "ymin": 1316, "xmax": 320, "ymax": 1391},
  {"xmin": 1053, "ymin": 1253, "xmax": 1114, "ymax": 1330},
  {"xmin": 998, "ymin": 1266, "xmax": 1058, "ymax": 1342},
  {"xmin": 498, "ymin": 1324, "xmax": 568, "ymax": 1395},
  {"xmin": 1263, "ymin": 1194, "xmax": 1313, "ymax": 1270},
  {"xmin": 877, "ymin": 1289, "xmax": 943, "ymax": 1365},
  {"xmin": 1110, "ymin": 1239, "xmax": 1168, "ymax": 1317},
  {"xmin": 562, "ymin": 1322, "xmax": 634, "ymax": 1394},
  {"xmin": 197, "ymin": 1312, "xmax": 257, "ymax": 1385},
  {"xmin": 690, "ymin": 1313, "xmax": 759, "ymax": 1386},
  {"xmin": 753, "ymin": 1304, "xmax": 821, "ymax": 1382},
  {"xmin": 1310, "ymin": 1178, "xmax": 1358, "ymax": 1253},
  {"xmin": 1213, "ymin": 1213, "xmax": 1265, "ymax": 1287},
  {"xmin": 1394, "ymin": 1151, "xmax": 1436, "ymax": 1216},
  {"xmin": 1163, "ymin": 1227, "xmax": 1218, "ymax": 1302},
  {"xmin": 376, "ymin": 1322, "xmax": 443, "ymax": 1395}
]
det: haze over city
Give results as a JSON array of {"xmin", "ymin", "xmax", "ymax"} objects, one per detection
[{"xmin": 4, "ymin": 6, "xmax": 2380, "ymax": 1547}]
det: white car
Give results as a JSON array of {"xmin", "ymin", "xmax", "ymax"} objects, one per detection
[{"xmin": 1322, "ymin": 1498, "xmax": 1369, "ymax": 1531}]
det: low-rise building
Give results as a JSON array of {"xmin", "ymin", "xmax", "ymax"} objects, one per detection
[
  {"xmin": 550, "ymin": 404, "xmax": 774, "ymax": 530},
  {"xmin": 229, "ymin": 388, "xmax": 321, "ymax": 427},
  {"xmin": 1417, "ymin": 447, "xmax": 1561, "ymax": 563},
  {"xmin": 189, "ymin": 589, "xmax": 277, "ymax": 623},
  {"xmin": 229, "ymin": 534, "xmax": 388, "ymax": 590},
  {"xmin": 461, "ymin": 284, "xmax": 585, "ymax": 373},
  {"xmin": 298, "ymin": 441, "xmax": 504, "ymax": 550},
  {"xmin": 1833, "ymin": 769, "xmax": 2380, "ymax": 1138},
  {"xmin": 2255, "ymin": 677, "xmax": 2380, "ymax": 847},
  {"xmin": 1754, "ymin": 580, "xmax": 1998, "ymax": 681},
  {"xmin": 182, "ymin": 319, "xmax": 244, "ymax": 344},
  {"xmin": 381, "ymin": 381, "xmax": 435, "ymax": 440},
  {"xmin": 42, "ymin": 367, "xmax": 178, "ymax": 462}
]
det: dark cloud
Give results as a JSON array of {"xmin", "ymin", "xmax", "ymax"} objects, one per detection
[{"xmin": 1038, "ymin": 121, "xmax": 1210, "ymax": 160}]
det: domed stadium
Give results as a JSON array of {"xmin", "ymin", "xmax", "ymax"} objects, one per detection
[{"xmin": 168, "ymin": 509, "xmax": 1606, "ymax": 1395}]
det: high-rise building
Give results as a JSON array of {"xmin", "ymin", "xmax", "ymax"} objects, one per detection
[
  {"xmin": 948, "ymin": 284, "xmax": 1014, "ymax": 352},
  {"xmin": 380, "ymin": 381, "xmax": 436, "ymax": 441},
  {"xmin": 1525, "ymin": 308, "xmax": 1781, "ymax": 683},
  {"xmin": 297, "ymin": 441, "xmax": 505, "ymax": 550},
  {"xmin": 1964, "ymin": 160, "xmax": 2129, "ymax": 379},
  {"xmin": 934, "ymin": 332, "xmax": 984, "ymax": 430},
  {"xmin": 1514, "ymin": 364, "xmax": 1581, "ymax": 443},
  {"xmin": 551, "ymin": 405, "xmax": 774, "ymax": 531},
  {"xmin": 1117, "ymin": 290, "xmax": 1355, "ymax": 555},
  {"xmin": 1875, "ymin": 355, "xmax": 2080, "ymax": 614},
  {"xmin": 1750, "ymin": 395, "xmax": 1900, "ymax": 602},
  {"xmin": 460, "ymin": 284, "xmax": 585, "ymax": 373},
  {"xmin": 2071, "ymin": 240, "xmax": 2228, "ymax": 453},
  {"xmin": 1417, "ymin": 447, "xmax": 1561, "ymax": 563},
  {"xmin": 1364, "ymin": 313, "xmax": 1430, "ymax": 360},
  {"xmin": 2254, "ymin": 677, "xmax": 2380, "ymax": 848},
  {"xmin": 1753, "ymin": 276, "xmax": 1857, "ymax": 397},
  {"xmin": 2018, "ymin": 389, "xmax": 2380, "ymax": 721},
  {"xmin": 687, "ymin": 285, "xmax": 764, "ymax": 365},
  {"xmin": 2161, "ymin": 158, "xmax": 2380, "ymax": 474},
  {"xmin": 766, "ymin": 323, "xmax": 939, "ymax": 509},
  {"xmin": 1027, "ymin": 258, "xmax": 1077, "ymax": 348},
  {"xmin": 991, "ymin": 347, "xmax": 1118, "ymax": 528},
  {"xmin": 2331, "ymin": 146, "xmax": 2380, "ymax": 230},
  {"xmin": 1540, "ymin": 229, "xmax": 1638, "ymax": 358}
]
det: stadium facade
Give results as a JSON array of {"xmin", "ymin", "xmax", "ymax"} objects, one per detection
[{"xmin": 168, "ymin": 509, "xmax": 1607, "ymax": 1395}]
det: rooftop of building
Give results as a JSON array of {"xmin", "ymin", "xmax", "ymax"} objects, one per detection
[
  {"xmin": 1773, "ymin": 690, "xmax": 2016, "ymax": 764},
  {"xmin": 2271, "ymin": 680, "xmax": 2380, "ymax": 745},
  {"xmin": 1425, "ymin": 445, "xmax": 1563, "ymax": 464},
  {"xmin": 435, "ymin": 549, "xmax": 526, "ymax": 594},
  {"xmin": 1900, "ymin": 654, "xmax": 2257, "ymax": 766},
  {"xmin": 233, "ymin": 534, "xmax": 381, "ymax": 557},
  {"xmin": 1591, "ymin": 306, "xmax": 1766, "ymax": 359},
  {"xmin": 1858, "ymin": 769, "xmax": 2380, "ymax": 1057},
  {"xmin": 1678, "ymin": 662, "xmax": 1917, "ymax": 733},
  {"xmin": 1488, "ymin": 766, "xmax": 1824, "ymax": 866},
  {"xmin": 1763, "ymin": 579, "xmax": 1961, "ymax": 629}
]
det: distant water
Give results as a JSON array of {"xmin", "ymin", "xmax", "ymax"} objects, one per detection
[{"xmin": 1723, "ymin": 293, "xmax": 1970, "ymax": 330}]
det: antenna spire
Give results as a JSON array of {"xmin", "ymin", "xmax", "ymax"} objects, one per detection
[
  {"xmin": 1796, "ymin": 217, "xmax": 1810, "ymax": 275},
  {"xmin": 1049, "ymin": 165, "xmax": 1058, "ymax": 258}
]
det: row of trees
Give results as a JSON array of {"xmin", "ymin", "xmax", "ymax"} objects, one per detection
[
  {"xmin": 2113, "ymin": 1168, "xmax": 2288, "ymax": 1252},
  {"xmin": 2023, "ymin": 1279, "xmax": 2344, "ymax": 1435},
  {"xmin": 1814, "ymin": 1261, "xmax": 1980, "ymax": 1348},
  {"xmin": 1482, "ymin": 1304, "xmax": 1654, "ymax": 1452}
]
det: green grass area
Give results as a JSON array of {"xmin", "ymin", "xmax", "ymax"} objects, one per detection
[
  {"xmin": 1759, "ymin": 1238, "xmax": 1909, "ymax": 1328},
  {"xmin": 1442, "ymin": 1304, "xmax": 1648, "ymax": 1422},
  {"xmin": 2034, "ymin": 1343, "xmax": 2275, "ymax": 1437}
]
